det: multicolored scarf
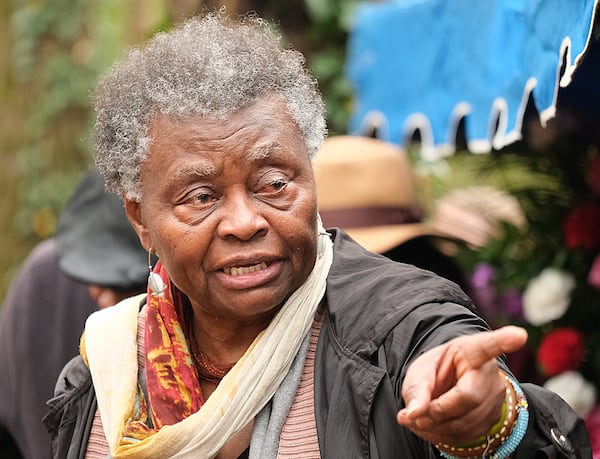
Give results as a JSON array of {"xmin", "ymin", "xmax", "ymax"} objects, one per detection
[
  {"xmin": 121, "ymin": 261, "xmax": 203, "ymax": 439},
  {"xmin": 82, "ymin": 220, "xmax": 333, "ymax": 458}
]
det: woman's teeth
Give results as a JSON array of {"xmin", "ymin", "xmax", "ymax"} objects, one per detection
[{"xmin": 224, "ymin": 262, "xmax": 268, "ymax": 276}]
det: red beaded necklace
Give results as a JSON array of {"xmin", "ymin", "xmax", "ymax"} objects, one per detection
[
  {"xmin": 186, "ymin": 326, "xmax": 235, "ymax": 382},
  {"xmin": 183, "ymin": 299, "xmax": 236, "ymax": 382},
  {"xmin": 190, "ymin": 340, "xmax": 235, "ymax": 382}
]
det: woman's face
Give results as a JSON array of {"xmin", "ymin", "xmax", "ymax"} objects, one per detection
[{"xmin": 125, "ymin": 96, "xmax": 318, "ymax": 322}]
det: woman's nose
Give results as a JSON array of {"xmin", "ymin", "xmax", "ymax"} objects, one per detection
[{"xmin": 216, "ymin": 192, "xmax": 268, "ymax": 241}]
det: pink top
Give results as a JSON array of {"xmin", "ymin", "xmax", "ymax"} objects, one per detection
[{"xmin": 276, "ymin": 310, "xmax": 322, "ymax": 458}]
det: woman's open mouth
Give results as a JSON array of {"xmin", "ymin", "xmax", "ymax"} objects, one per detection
[{"xmin": 222, "ymin": 261, "xmax": 268, "ymax": 276}]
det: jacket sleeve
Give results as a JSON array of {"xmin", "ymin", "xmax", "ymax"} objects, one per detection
[
  {"xmin": 386, "ymin": 302, "xmax": 592, "ymax": 459},
  {"xmin": 43, "ymin": 355, "xmax": 97, "ymax": 459}
]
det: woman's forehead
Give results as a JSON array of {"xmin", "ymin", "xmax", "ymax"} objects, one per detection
[{"xmin": 146, "ymin": 102, "xmax": 306, "ymax": 159}]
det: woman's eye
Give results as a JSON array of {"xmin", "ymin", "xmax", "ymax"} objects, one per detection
[
  {"xmin": 185, "ymin": 188, "xmax": 214, "ymax": 205},
  {"xmin": 259, "ymin": 178, "xmax": 288, "ymax": 196},
  {"xmin": 195, "ymin": 193, "xmax": 212, "ymax": 203},
  {"xmin": 257, "ymin": 170, "xmax": 290, "ymax": 195},
  {"xmin": 270, "ymin": 179, "xmax": 287, "ymax": 191}
]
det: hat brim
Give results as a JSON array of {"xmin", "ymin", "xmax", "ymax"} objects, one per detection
[{"xmin": 342, "ymin": 222, "xmax": 443, "ymax": 254}]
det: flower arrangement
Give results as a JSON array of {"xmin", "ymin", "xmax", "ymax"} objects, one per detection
[{"xmin": 425, "ymin": 115, "xmax": 600, "ymax": 454}]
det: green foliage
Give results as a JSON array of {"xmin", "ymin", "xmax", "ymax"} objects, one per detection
[
  {"xmin": 0, "ymin": 1, "xmax": 169, "ymax": 301},
  {"xmin": 303, "ymin": 0, "xmax": 359, "ymax": 135},
  {"xmin": 10, "ymin": 0, "xmax": 137, "ymax": 241}
]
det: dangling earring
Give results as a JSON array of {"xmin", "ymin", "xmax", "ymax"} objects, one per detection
[{"xmin": 147, "ymin": 248, "xmax": 166, "ymax": 298}]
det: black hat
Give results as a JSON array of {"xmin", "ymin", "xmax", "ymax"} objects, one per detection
[{"xmin": 55, "ymin": 169, "xmax": 148, "ymax": 289}]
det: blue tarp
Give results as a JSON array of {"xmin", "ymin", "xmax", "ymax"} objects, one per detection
[{"xmin": 346, "ymin": 0, "xmax": 598, "ymax": 160}]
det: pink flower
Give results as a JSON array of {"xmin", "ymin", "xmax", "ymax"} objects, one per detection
[
  {"xmin": 585, "ymin": 405, "xmax": 600, "ymax": 457},
  {"xmin": 589, "ymin": 254, "xmax": 600, "ymax": 290}
]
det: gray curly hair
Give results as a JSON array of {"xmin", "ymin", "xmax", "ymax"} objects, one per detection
[{"xmin": 93, "ymin": 12, "xmax": 327, "ymax": 201}]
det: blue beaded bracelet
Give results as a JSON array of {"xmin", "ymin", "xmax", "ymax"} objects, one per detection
[
  {"xmin": 490, "ymin": 376, "xmax": 528, "ymax": 459},
  {"xmin": 437, "ymin": 375, "xmax": 528, "ymax": 459}
]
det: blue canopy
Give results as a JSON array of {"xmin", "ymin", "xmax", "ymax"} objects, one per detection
[{"xmin": 346, "ymin": 0, "xmax": 599, "ymax": 160}]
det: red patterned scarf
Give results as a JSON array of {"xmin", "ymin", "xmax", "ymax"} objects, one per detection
[{"xmin": 122, "ymin": 260, "xmax": 203, "ymax": 439}]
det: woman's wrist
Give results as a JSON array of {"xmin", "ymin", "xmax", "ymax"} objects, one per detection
[{"xmin": 435, "ymin": 371, "xmax": 526, "ymax": 459}]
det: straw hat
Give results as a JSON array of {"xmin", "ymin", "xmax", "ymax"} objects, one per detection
[{"xmin": 313, "ymin": 135, "xmax": 441, "ymax": 254}]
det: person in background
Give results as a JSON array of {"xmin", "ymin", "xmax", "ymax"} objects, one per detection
[
  {"xmin": 0, "ymin": 169, "xmax": 148, "ymax": 459},
  {"xmin": 54, "ymin": 170, "xmax": 149, "ymax": 309},
  {"xmin": 313, "ymin": 134, "xmax": 467, "ymax": 289},
  {"xmin": 46, "ymin": 12, "xmax": 590, "ymax": 458}
]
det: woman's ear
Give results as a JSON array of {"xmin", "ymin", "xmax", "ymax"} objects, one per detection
[{"xmin": 124, "ymin": 197, "xmax": 152, "ymax": 251}]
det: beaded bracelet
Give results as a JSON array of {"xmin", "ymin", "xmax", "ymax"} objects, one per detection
[
  {"xmin": 436, "ymin": 373, "xmax": 528, "ymax": 459},
  {"xmin": 490, "ymin": 375, "xmax": 528, "ymax": 459},
  {"xmin": 457, "ymin": 401, "xmax": 507, "ymax": 449},
  {"xmin": 436, "ymin": 372, "xmax": 517, "ymax": 457}
]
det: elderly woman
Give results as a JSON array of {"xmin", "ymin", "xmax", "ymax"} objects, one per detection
[{"xmin": 45, "ymin": 12, "xmax": 590, "ymax": 459}]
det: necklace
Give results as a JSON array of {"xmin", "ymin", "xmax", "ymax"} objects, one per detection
[
  {"xmin": 183, "ymin": 299, "xmax": 235, "ymax": 382},
  {"xmin": 187, "ymin": 326, "xmax": 235, "ymax": 382},
  {"xmin": 190, "ymin": 342, "xmax": 235, "ymax": 381}
]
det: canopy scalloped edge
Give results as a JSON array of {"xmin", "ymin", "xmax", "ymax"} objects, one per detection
[{"xmin": 346, "ymin": 0, "xmax": 599, "ymax": 161}]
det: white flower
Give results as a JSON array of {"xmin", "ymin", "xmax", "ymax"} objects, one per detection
[
  {"xmin": 543, "ymin": 371, "xmax": 597, "ymax": 418},
  {"xmin": 522, "ymin": 267, "xmax": 575, "ymax": 326}
]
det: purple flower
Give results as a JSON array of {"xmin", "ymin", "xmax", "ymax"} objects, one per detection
[
  {"xmin": 469, "ymin": 263, "xmax": 498, "ymax": 318},
  {"xmin": 500, "ymin": 288, "xmax": 524, "ymax": 320},
  {"xmin": 470, "ymin": 262, "xmax": 496, "ymax": 288}
]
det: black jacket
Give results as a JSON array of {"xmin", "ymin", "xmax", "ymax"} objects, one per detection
[
  {"xmin": 314, "ymin": 230, "xmax": 590, "ymax": 458},
  {"xmin": 0, "ymin": 239, "xmax": 96, "ymax": 459},
  {"xmin": 44, "ymin": 230, "xmax": 592, "ymax": 458}
]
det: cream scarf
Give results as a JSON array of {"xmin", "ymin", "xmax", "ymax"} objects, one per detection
[{"xmin": 83, "ymin": 221, "xmax": 333, "ymax": 458}]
